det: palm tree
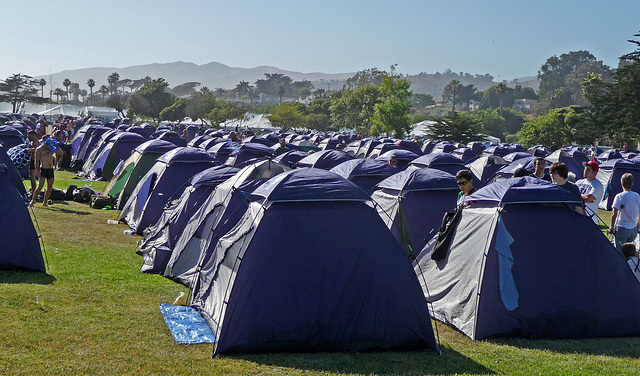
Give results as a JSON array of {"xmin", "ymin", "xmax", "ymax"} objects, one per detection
[
  {"xmin": 63, "ymin": 78, "xmax": 71, "ymax": 101},
  {"xmin": 53, "ymin": 88, "xmax": 65, "ymax": 103},
  {"xmin": 107, "ymin": 72, "xmax": 120, "ymax": 95},
  {"xmin": 496, "ymin": 82, "xmax": 508, "ymax": 116},
  {"xmin": 39, "ymin": 78, "xmax": 46, "ymax": 98},
  {"xmin": 98, "ymin": 85, "xmax": 108, "ymax": 105},
  {"xmin": 277, "ymin": 84, "xmax": 286, "ymax": 105},
  {"xmin": 87, "ymin": 78, "xmax": 95, "ymax": 105},
  {"xmin": 70, "ymin": 82, "xmax": 81, "ymax": 102},
  {"xmin": 444, "ymin": 80, "xmax": 461, "ymax": 114}
]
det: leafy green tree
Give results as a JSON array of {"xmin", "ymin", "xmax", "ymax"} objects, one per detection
[
  {"xmin": 518, "ymin": 109, "xmax": 572, "ymax": 148},
  {"xmin": 87, "ymin": 78, "xmax": 95, "ymax": 105},
  {"xmin": 117, "ymin": 79, "xmax": 132, "ymax": 94},
  {"xmin": 563, "ymin": 61, "xmax": 613, "ymax": 106},
  {"xmin": 128, "ymin": 78, "xmax": 175, "ymax": 121},
  {"xmin": 307, "ymin": 97, "xmax": 332, "ymax": 116},
  {"xmin": 129, "ymin": 77, "xmax": 151, "ymax": 92},
  {"xmin": 159, "ymin": 97, "xmax": 189, "ymax": 121},
  {"xmin": 269, "ymin": 102, "xmax": 306, "ymax": 132},
  {"xmin": 106, "ymin": 93, "xmax": 128, "ymax": 117},
  {"xmin": 207, "ymin": 102, "xmax": 246, "ymax": 128},
  {"xmin": 254, "ymin": 73, "xmax": 292, "ymax": 96},
  {"xmin": 0, "ymin": 73, "xmax": 41, "ymax": 112},
  {"xmin": 290, "ymin": 80, "xmax": 314, "ymax": 97},
  {"xmin": 583, "ymin": 32, "xmax": 640, "ymax": 147},
  {"xmin": 537, "ymin": 50, "xmax": 596, "ymax": 103},
  {"xmin": 558, "ymin": 105, "xmax": 598, "ymax": 145},
  {"xmin": 171, "ymin": 82, "xmax": 201, "ymax": 97},
  {"xmin": 479, "ymin": 84, "xmax": 515, "ymax": 110},
  {"xmin": 425, "ymin": 113, "xmax": 486, "ymax": 144},
  {"xmin": 513, "ymin": 84, "xmax": 538, "ymax": 100},
  {"xmin": 472, "ymin": 109, "xmax": 506, "ymax": 141},
  {"xmin": 185, "ymin": 91, "xmax": 219, "ymax": 122},
  {"xmin": 410, "ymin": 93, "xmax": 435, "ymax": 108},
  {"xmin": 306, "ymin": 113, "xmax": 331, "ymax": 132},
  {"xmin": 457, "ymin": 84, "xmax": 477, "ymax": 109},
  {"xmin": 501, "ymin": 107, "xmax": 527, "ymax": 134},
  {"xmin": 370, "ymin": 74, "xmax": 413, "ymax": 138},
  {"xmin": 330, "ymin": 84, "xmax": 381, "ymax": 135},
  {"xmin": 346, "ymin": 68, "xmax": 386, "ymax": 89}
]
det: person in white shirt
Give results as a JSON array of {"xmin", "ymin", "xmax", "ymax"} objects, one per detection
[
  {"xmin": 609, "ymin": 173, "xmax": 640, "ymax": 252},
  {"xmin": 576, "ymin": 160, "xmax": 604, "ymax": 224}
]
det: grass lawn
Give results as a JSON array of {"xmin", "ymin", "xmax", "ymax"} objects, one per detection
[{"xmin": 2, "ymin": 171, "xmax": 640, "ymax": 375}]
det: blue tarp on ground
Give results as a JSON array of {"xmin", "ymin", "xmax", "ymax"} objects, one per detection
[{"xmin": 160, "ymin": 303, "xmax": 216, "ymax": 344}]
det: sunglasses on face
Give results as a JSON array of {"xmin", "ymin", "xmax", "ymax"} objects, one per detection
[{"xmin": 457, "ymin": 181, "xmax": 469, "ymax": 185}]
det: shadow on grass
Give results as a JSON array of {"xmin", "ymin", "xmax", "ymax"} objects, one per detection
[
  {"xmin": 230, "ymin": 347, "xmax": 495, "ymax": 375},
  {"xmin": 48, "ymin": 205, "xmax": 92, "ymax": 215},
  {"xmin": 0, "ymin": 270, "xmax": 56, "ymax": 285},
  {"xmin": 487, "ymin": 336, "xmax": 640, "ymax": 359}
]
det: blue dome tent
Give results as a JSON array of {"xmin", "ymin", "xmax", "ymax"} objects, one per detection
[
  {"xmin": 414, "ymin": 177, "xmax": 640, "ymax": 340},
  {"xmin": 372, "ymin": 168, "xmax": 459, "ymax": 257},
  {"xmin": 119, "ymin": 147, "xmax": 218, "ymax": 234},
  {"xmin": 190, "ymin": 168, "xmax": 439, "ymax": 354}
]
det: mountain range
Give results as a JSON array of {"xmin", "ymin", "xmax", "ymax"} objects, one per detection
[{"xmin": 34, "ymin": 61, "xmax": 539, "ymax": 100}]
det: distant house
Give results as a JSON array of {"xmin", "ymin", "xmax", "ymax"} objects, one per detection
[{"xmin": 512, "ymin": 99, "xmax": 537, "ymax": 113}]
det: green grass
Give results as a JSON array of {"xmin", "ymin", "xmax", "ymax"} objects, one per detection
[{"xmin": 2, "ymin": 171, "xmax": 640, "ymax": 375}]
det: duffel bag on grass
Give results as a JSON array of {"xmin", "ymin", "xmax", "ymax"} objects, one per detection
[{"xmin": 90, "ymin": 194, "xmax": 115, "ymax": 209}]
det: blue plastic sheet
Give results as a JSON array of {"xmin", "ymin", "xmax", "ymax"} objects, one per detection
[
  {"xmin": 159, "ymin": 303, "xmax": 216, "ymax": 344},
  {"xmin": 496, "ymin": 216, "xmax": 519, "ymax": 311}
]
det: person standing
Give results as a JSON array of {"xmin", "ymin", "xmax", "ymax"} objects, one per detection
[
  {"xmin": 609, "ymin": 173, "xmax": 640, "ymax": 252},
  {"xmin": 29, "ymin": 138, "xmax": 58, "ymax": 207},
  {"xmin": 576, "ymin": 160, "xmax": 604, "ymax": 224}
]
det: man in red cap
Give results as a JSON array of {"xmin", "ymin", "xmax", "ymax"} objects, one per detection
[{"xmin": 576, "ymin": 160, "xmax": 604, "ymax": 224}]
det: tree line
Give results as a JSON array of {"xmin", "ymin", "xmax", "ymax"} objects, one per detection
[{"xmin": 2, "ymin": 31, "xmax": 639, "ymax": 148}]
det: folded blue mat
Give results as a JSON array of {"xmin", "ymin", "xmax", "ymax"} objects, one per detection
[{"xmin": 159, "ymin": 303, "xmax": 216, "ymax": 344}]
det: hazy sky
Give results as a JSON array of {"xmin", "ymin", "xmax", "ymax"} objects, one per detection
[{"xmin": 2, "ymin": 1, "xmax": 638, "ymax": 82}]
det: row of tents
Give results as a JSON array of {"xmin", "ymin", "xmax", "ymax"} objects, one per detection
[
  {"xmin": 63, "ymin": 124, "xmax": 639, "ymax": 354},
  {"xmin": 6, "ymin": 118, "xmax": 640, "ymax": 355}
]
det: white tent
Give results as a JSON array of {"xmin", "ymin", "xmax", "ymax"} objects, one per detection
[
  {"xmin": 36, "ymin": 105, "xmax": 118, "ymax": 120},
  {"xmin": 409, "ymin": 120, "xmax": 437, "ymax": 137}
]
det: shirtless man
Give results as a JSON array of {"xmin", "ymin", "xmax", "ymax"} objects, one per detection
[{"xmin": 30, "ymin": 138, "xmax": 58, "ymax": 207}]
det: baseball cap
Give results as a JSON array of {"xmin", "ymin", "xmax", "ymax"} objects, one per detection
[{"xmin": 582, "ymin": 160, "xmax": 599, "ymax": 173}]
